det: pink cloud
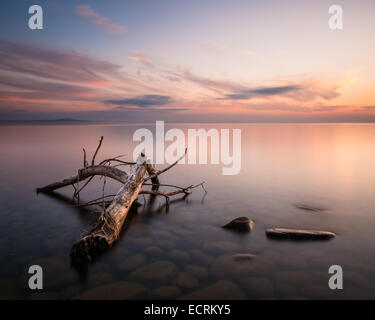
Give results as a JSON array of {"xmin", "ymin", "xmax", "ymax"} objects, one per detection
[
  {"xmin": 129, "ymin": 55, "xmax": 153, "ymax": 65},
  {"xmin": 76, "ymin": 5, "xmax": 127, "ymax": 35}
]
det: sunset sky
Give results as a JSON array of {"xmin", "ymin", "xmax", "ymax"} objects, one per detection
[{"xmin": 0, "ymin": 0, "xmax": 375, "ymax": 122}]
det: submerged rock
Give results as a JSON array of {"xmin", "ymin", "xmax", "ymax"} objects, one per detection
[
  {"xmin": 179, "ymin": 280, "xmax": 246, "ymax": 300},
  {"xmin": 294, "ymin": 203, "xmax": 326, "ymax": 212},
  {"xmin": 73, "ymin": 281, "xmax": 148, "ymax": 300},
  {"xmin": 90, "ymin": 272, "xmax": 113, "ymax": 286},
  {"xmin": 184, "ymin": 265, "xmax": 208, "ymax": 279},
  {"xmin": 129, "ymin": 261, "xmax": 177, "ymax": 285},
  {"xmin": 211, "ymin": 254, "xmax": 256, "ymax": 278},
  {"xmin": 266, "ymin": 228, "xmax": 336, "ymax": 240},
  {"xmin": 275, "ymin": 271, "xmax": 307, "ymax": 286},
  {"xmin": 222, "ymin": 217, "xmax": 254, "ymax": 232},
  {"xmin": 190, "ymin": 250, "xmax": 214, "ymax": 266},
  {"xmin": 118, "ymin": 254, "xmax": 146, "ymax": 272},
  {"xmin": 28, "ymin": 291, "xmax": 60, "ymax": 300},
  {"xmin": 144, "ymin": 246, "xmax": 163, "ymax": 256},
  {"xmin": 151, "ymin": 286, "xmax": 181, "ymax": 299},
  {"xmin": 151, "ymin": 230, "xmax": 178, "ymax": 242},
  {"xmin": 203, "ymin": 241, "xmax": 241, "ymax": 254},
  {"xmin": 129, "ymin": 237, "xmax": 153, "ymax": 247},
  {"xmin": 168, "ymin": 250, "xmax": 191, "ymax": 264},
  {"xmin": 156, "ymin": 240, "xmax": 176, "ymax": 250},
  {"xmin": 175, "ymin": 272, "xmax": 199, "ymax": 289},
  {"xmin": 232, "ymin": 253, "xmax": 257, "ymax": 261},
  {"xmin": 242, "ymin": 276, "xmax": 275, "ymax": 298},
  {"xmin": 211, "ymin": 253, "xmax": 274, "ymax": 278}
]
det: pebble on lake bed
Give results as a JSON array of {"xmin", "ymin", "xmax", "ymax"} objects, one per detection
[
  {"xmin": 232, "ymin": 253, "xmax": 257, "ymax": 261},
  {"xmin": 73, "ymin": 281, "xmax": 148, "ymax": 300},
  {"xmin": 222, "ymin": 217, "xmax": 254, "ymax": 232},
  {"xmin": 129, "ymin": 261, "xmax": 177, "ymax": 286},
  {"xmin": 294, "ymin": 203, "xmax": 325, "ymax": 212},
  {"xmin": 265, "ymin": 228, "xmax": 336, "ymax": 240},
  {"xmin": 179, "ymin": 280, "xmax": 246, "ymax": 300}
]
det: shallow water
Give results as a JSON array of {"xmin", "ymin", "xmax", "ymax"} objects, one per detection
[{"xmin": 0, "ymin": 123, "xmax": 375, "ymax": 299}]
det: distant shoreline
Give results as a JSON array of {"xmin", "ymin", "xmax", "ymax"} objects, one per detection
[
  {"xmin": 1, "ymin": 120, "xmax": 375, "ymax": 126},
  {"xmin": 0, "ymin": 118, "xmax": 91, "ymax": 123}
]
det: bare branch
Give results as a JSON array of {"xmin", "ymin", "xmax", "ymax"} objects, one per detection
[
  {"xmin": 78, "ymin": 200, "xmax": 113, "ymax": 208},
  {"xmin": 140, "ymin": 181, "xmax": 206, "ymax": 210},
  {"xmin": 37, "ymin": 166, "xmax": 128, "ymax": 193},
  {"xmin": 83, "ymin": 148, "xmax": 89, "ymax": 168},
  {"xmin": 140, "ymin": 190, "xmax": 171, "ymax": 209},
  {"xmin": 91, "ymin": 136, "xmax": 104, "ymax": 166},
  {"xmin": 99, "ymin": 156, "xmax": 135, "ymax": 167},
  {"xmin": 85, "ymin": 194, "xmax": 116, "ymax": 205},
  {"xmin": 145, "ymin": 163, "xmax": 160, "ymax": 190},
  {"xmin": 144, "ymin": 148, "xmax": 187, "ymax": 182}
]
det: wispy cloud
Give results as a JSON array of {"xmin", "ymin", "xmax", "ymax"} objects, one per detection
[
  {"xmin": 76, "ymin": 5, "xmax": 127, "ymax": 35},
  {"xmin": 218, "ymin": 81, "xmax": 341, "ymax": 103},
  {"xmin": 129, "ymin": 54, "xmax": 153, "ymax": 65},
  {"xmin": 0, "ymin": 39, "xmax": 123, "ymax": 83},
  {"xmin": 171, "ymin": 67, "xmax": 244, "ymax": 92},
  {"xmin": 220, "ymin": 85, "xmax": 302, "ymax": 100},
  {"xmin": 0, "ymin": 40, "xmax": 128, "ymax": 111},
  {"xmin": 104, "ymin": 95, "xmax": 173, "ymax": 108}
]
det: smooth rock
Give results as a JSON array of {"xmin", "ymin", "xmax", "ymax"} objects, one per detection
[
  {"xmin": 73, "ymin": 281, "xmax": 148, "ymax": 300},
  {"xmin": 168, "ymin": 250, "xmax": 191, "ymax": 264},
  {"xmin": 151, "ymin": 286, "xmax": 181, "ymax": 299},
  {"xmin": 60, "ymin": 285, "xmax": 81, "ymax": 299},
  {"xmin": 172, "ymin": 227, "xmax": 195, "ymax": 237},
  {"xmin": 294, "ymin": 203, "xmax": 325, "ymax": 212},
  {"xmin": 184, "ymin": 265, "xmax": 208, "ymax": 279},
  {"xmin": 242, "ymin": 276, "xmax": 274, "ymax": 298},
  {"xmin": 203, "ymin": 241, "xmax": 241, "ymax": 254},
  {"xmin": 279, "ymin": 255, "xmax": 308, "ymax": 269},
  {"xmin": 156, "ymin": 240, "xmax": 176, "ymax": 250},
  {"xmin": 222, "ymin": 217, "xmax": 254, "ymax": 232},
  {"xmin": 190, "ymin": 250, "xmax": 214, "ymax": 266},
  {"xmin": 118, "ymin": 254, "xmax": 146, "ymax": 272},
  {"xmin": 0, "ymin": 278, "xmax": 22, "ymax": 299},
  {"xmin": 28, "ymin": 291, "xmax": 60, "ymax": 300},
  {"xmin": 275, "ymin": 284, "xmax": 298, "ymax": 297},
  {"xmin": 129, "ymin": 237, "xmax": 154, "ymax": 247},
  {"xmin": 175, "ymin": 272, "xmax": 199, "ymax": 289},
  {"xmin": 232, "ymin": 253, "xmax": 257, "ymax": 261},
  {"xmin": 129, "ymin": 261, "xmax": 177, "ymax": 285},
  {"xmin": 90, "ymin": 272, "xmax": 113, "ymax": 286},
  {"xmin": 275, "ymin": 271, "xmax": 307, "ymax": 286},
  {"xmin": 211, "ymin": 254, "xmax": 273, "ymax": 278},
  {"xmin": 266, "ymin": 228, "xmax": 336, "ymax": 240},
  {"xmin": 144, "ymin": 246, "xmax": 163, "ymax": 256},
  {"xmin": 152, "ymin": 230, "xmax": 178, "ymax": 242},
  {"xmin": 180, "ymin": 280, "xmax": 246, "ymax": 300}
]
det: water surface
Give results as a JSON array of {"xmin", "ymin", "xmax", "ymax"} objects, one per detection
[{"xmin": 0, "ymin": 123, "xmax": 375, "ymax": 299}]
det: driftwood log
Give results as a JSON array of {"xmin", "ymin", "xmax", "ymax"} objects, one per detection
[{"xmin": 37, "ymin": 136, "xmax": 205, "ymax": 262}]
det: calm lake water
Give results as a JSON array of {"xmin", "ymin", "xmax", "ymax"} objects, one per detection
[{"xmin": 0, "ymin": 123, "xmax": 375, "ymax": 300}]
